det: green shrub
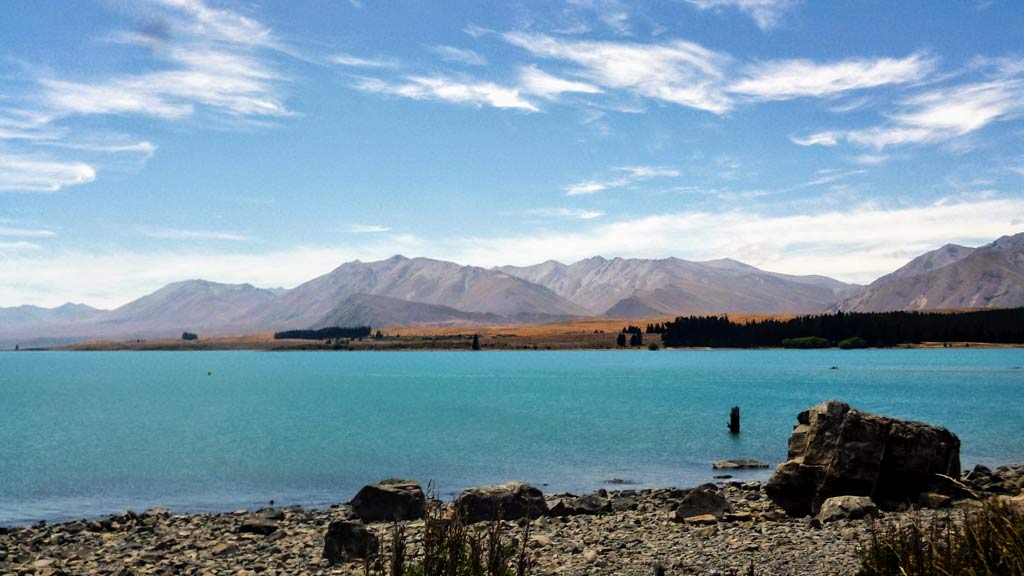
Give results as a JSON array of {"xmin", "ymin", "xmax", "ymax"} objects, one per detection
[
  {"xmin": 858, "ymin": 498, "xmax": 1024, "ymax": 576},
  {"xmin": 838, "ymin": 337, "xmax": 868, "ymax": 349},
  {"xmin": 781, "ymin": 336, "xmax": 831, "ymax": 349},
  {"xmin": 648, "ymin": 342, "xmax": 660, "ymax": 351}
]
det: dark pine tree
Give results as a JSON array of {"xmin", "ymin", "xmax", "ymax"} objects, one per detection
[
  {"xmin": 616, "ymin": 332, "xmax": 627, "ymax": 347},
  {"xmin": 471, "ymin": 334, "xmax": 481, "ymax": 351}
]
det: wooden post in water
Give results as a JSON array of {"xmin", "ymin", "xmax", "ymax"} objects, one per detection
[{"xmin": 728, "ymin": 406, "xmax": 740, "ymax": 434}]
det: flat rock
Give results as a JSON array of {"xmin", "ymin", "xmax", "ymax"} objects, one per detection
[{"xmin": 713, "ymin": 460, "xmax": 770, "ymax": 470}]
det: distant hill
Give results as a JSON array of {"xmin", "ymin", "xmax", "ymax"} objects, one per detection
[
  {"xmin": 837, "ymin": 233, "xmax": 1024, "ymax": 312},
  {"xmin": 5, "ymin": 233, "xmax": 1024, "ymax": 348},
  {"xmin": 0, "ymin": 302, "xmax": 106, "ymax": 328},
  {"xmin": 313, "ymin": 293, "xmax": 504, "ymax": 328},
  {"xmin": 497, "ymin": 256, "xmax": 852, "ymax": 316}
]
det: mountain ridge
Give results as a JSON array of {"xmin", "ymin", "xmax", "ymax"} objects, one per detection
[{"xmin": 3, "ymin": 232, "xmax": 1024, "ymax": 348}]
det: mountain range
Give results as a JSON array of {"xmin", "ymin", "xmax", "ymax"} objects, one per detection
[{"xmin": 2, "ymin": 232, "xmax": 1023, "ymax": 348}]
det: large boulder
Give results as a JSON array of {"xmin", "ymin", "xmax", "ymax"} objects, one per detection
[
  {"xmin": 766, "ymin": 401, "xmax": 960, "ymax": 517},
  {"xmin": 323, "ymin": 520, "xmax": 378, "ymax": 564},
  {"xmin": 456, "ymin": 481, "xmax": 548, "ymax": 523},
  {"xmin": 350, "ymin": 479, "xmax": 425, "ymax": 522}
]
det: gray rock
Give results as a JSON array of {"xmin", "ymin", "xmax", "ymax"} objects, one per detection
[
  {"xmin": 673, "ymin": 488, "xmax": 733, "ymax": 521},
  {"xmin": 766, "ymin": 401, "xmax": 960, "ymax": 516},
  {"xmin": 548, "ymin": 492, "xmax": 611, "ymax": 517},
  {"xmin": 238, "ymin": 520, "xmax": 278, "ymax": 535},
  {"xmin": 818, "ymin": 495, "xmax": 879, "ymax": 522},
  {"xmin": 456, "ymin": 481, "xmax": 548, "ymax": 523},
  {"xmin": 350, "ymin": 479, "xmax": 425, "ymax": 523},
  {"xmin": 323, "ymin": 519, "xmax": 378, "ymax": 564}
]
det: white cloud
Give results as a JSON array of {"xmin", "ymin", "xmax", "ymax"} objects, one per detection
[
  {"xmin": 431, "ymin": 45, "xmax": 488, "ymax": 66},
  {"xmin": 503, "ymin": 32, "xmax": 733, "ymax": 113},
  {"xmin": 529, "ymin": 208, "xmax": 606, "ymax": 220},
  {"xmin": 0, "ymin": 241, "xmax": 41, "ymax": 252},
  {"xmin": 517, "ymin": 66, "xmax": 603, "ymax": 99},
  {"xmin": 851, "ymin": 154, "xmax": 889, "ymax": 165},
  {"xmin": 0, "ymin": 154, "xmax": 96, "ymax": 192},
  {"xmin": 141, "ymin": 228, "xmax": 252, "ymax": 241},
  {"xmin": 350, "ymin": 224, "xmax": 393, "ymax": 233},
  {"xmin": 41, "ymin": 47, "xmax": 289, "ymax": 120},
  {"xmin": 452, "ymin": 198, "xmax": 1024, "ymax": 282},
  {"xmin": 355, "ymin": 76, "xmax": 539, "ymax": 111},
  {"xmin": 794, "ymin": 67, "xmax": 1024, "ymax": 150},
  {"xmin": 730, "ymin": 53, "xmax": 934, "ymax": 100},
  {"xmin": 564, "ymin": 165, "xmax": 680, "ymax": 196},
  {"xmin": 800, "ymin": 169, "xmax": 864, "ymax": 188},
  {"xmin": 331, "ymin": 53, "xmax": 399, "ymax": 69},
  {"xmin": 0, "ymin": 226, "xmax": 56, "ymax": 238},
  {"xmin": 684, "ymin": 0, "xmax": 798, "ymax": 30},
  {"xmin": 790, "ymin": 131, "xmax": 839, "ymax": 146}
]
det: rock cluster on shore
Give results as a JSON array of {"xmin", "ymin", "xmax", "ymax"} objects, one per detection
[
  {"xmin": 3, "ymin": 465, "xmax": 1023, "ymax": 576},
  {"xmin": 4, "ymin": 402, "xmax": 1023, "ymax": 575}
]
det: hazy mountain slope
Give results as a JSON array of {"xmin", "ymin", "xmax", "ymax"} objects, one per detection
[
  {"xmin": 499, "ymin": 256, "xmax": 848, "ymax": 315},
  {"xmin": 99, "ymin": 280, "xmax": 277, "ymax": 330},
  {"xmin": 313, "ymin": 294, "xmax": 504, "ymax": 328},
  {"xmin": 260, "ymin": 255, "xmax": 589, "ymax": 328},
  {"xmin": 0, "ymin": 302, "xmax": 107, "ymax": 329},
  {"xmin": 838, "ymin": 234, "xmax": 1024, "ymax": 312}
]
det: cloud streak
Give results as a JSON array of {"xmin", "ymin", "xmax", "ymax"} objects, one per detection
[
  {"xmin": 0, "ymin": 154, "xmax": 96, "ymax": 192},
  {"xmin": 564, "ymin": 165, "xmax": 680, "ymax": 196}
]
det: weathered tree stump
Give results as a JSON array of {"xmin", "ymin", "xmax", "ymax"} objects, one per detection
[{"xmin": 728, "ymin": 406, "xmax": 740, "ymax": 434}]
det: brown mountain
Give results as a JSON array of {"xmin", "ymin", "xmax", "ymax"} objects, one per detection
[{"xmin": 837, "ymin": 234, "xmax": 1024, "ymax": 312}]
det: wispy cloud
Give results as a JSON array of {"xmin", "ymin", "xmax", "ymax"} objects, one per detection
[
  {"xmin": 141, "ymin": 228, "xmax": 252, "ymax": 241},
  {"xmin": 793, "ymin": 62, "xmax": 1024, "ymax": 150},
  {"xmin": 0, "ymin": 0, "xmax": 291, "ymax": 192},
  {"xmin": 355, "ymin": 76, "xmax": 539, "ymax": 111},
  {"xmin": 730, "ymin": 53, "xmax": 934, "ymax": 100},
  {"xmin": 430, "ymin": 45, "xmax": 488, "ymax": 66},
  {"xmin": 564, "ymin": 165, "xmax": 680, "ymax": 196},
  {"xmin": 453, "ymin": 198, "xmax": 1024, "ymax": 282},
  {"xmin": 0, "ymin": 241, "xmax": 41, "ymax": 252},
  {"xmin": 0, "ymin": 154, "xmax": 96, "ymax": 192},
  {"xmin": 684, "ymin": 0, "xmax": 799, "ymax": 30},
  {"xmin": 517, "ymin": 65, "xmax": 603, "ymax": 99},
  {"xmin": 529, "ymin": 208, "xmax": 606, "ymax": 220},
  {"xmin": 332, "ymin": 52, "xmax": 400, "ymax": 69},
  {"xmin": 800, "ymin": 168, "xmax": 865, "ymax": 188},
  {"xmin": 0, "ymin": 226, "xmax": 56, "ymax": 238},
  {"xmin": 350, "ymin": 224, "xmax": 393, "ymax": 233},
  {"xmin": 503, "ymin": 32, "xmax": 733, "ymax": 113}
]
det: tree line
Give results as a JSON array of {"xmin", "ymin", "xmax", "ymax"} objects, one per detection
[
  {"xmin": 660, "ymin": 309, "xmax": 1024, "ymax": 348},
  {"xmin": 273, "ymin": 326, "xmax": 372, "ymax": 340}
]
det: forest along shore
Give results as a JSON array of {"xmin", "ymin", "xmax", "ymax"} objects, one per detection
[{"xmin": 2, "ymin": 468, "xmax": 1024, "ymax": 576}]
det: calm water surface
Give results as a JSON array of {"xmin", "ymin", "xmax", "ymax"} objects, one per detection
[{"xmin": 2, "ymin": 349, "xmax": 1023, "ymax": 526}]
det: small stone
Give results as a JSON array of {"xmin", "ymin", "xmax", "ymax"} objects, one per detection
[{"xmin": 683, "ymin": 514, "xmax": 718, "ymax": 526}]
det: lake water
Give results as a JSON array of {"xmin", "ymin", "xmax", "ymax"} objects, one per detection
[{"xmin": 2, "ymin": 349, "xmax": 1024, "ymax": 526}]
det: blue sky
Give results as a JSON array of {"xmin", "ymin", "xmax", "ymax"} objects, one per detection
[{"xmin": 2, "ymin": 0, "xmax": 1024, "ymax": 307}]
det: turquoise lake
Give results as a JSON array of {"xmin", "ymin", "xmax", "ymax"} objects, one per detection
[{"xmin": 2, "ymin": 349, "xmax": 1024, "ymax": 526}]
